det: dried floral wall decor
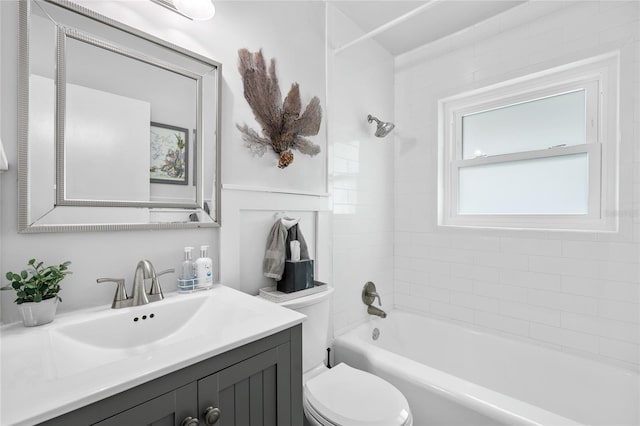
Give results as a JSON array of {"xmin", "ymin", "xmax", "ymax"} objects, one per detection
[{"xmin": 236, "ymin": 48, "xmax": 322, "ymax": 169}]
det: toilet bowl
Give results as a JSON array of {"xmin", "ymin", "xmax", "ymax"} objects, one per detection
[{"xmin": 258, "ymin": 286, "xmax": 412, "ymax": 426}]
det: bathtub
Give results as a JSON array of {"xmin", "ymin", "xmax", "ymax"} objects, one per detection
[{"xmin": 333, "ymin": 311, "xmax": 639, "ymax": 426}]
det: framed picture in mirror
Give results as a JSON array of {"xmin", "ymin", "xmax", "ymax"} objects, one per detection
[{"xmin": 150, "ymin": 122, "xmax": 189, "ymax": 185}]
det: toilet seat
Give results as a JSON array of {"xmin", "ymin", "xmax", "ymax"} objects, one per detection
[{"xmin": 304, "ymin": 363, "xmax": 412, "ymax": 426}]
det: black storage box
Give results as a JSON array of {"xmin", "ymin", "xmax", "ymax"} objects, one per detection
[{"xmin": 277, "ymin": 259, "xmax": 314, "ymax": 293}]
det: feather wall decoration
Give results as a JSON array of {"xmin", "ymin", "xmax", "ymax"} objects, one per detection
[{"xmin": 236, "ymin": 49, "xmax": 322, "ymax": 168}]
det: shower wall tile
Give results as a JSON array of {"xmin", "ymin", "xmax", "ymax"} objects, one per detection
[
  {"xmin": 601, "ymin": 280, "xmax": 640, "ymax": 302},
  {"xmin": 429, "ymin": 300, "xmax": 475, "ymax": 324},
  {"xmin": 473, "ymin": 251, "xmax": 529, "ymax": 271},
  {"xmin": 528, "ymin": 289, "xmax": 599, "ymax": 316},
  {"xmin": 475, "ymin": 311, "xmax": 530, "ymax": 337},
  {"xmin": 530, "ymin": 323, "xmax": 600, "ymax": 354},
  {"xmin": 598, "ymin": 299, "xmax": 639, "ymax": 323},
  {"xmin": 450, "ymin": 291, "xmax": 500, "ymax": 313},
  {"xmin": 499, "ymin": 301, "xmax": 561, "ymax": 327},
  {"xmin": 500, "ymin": 237, "xmax": 562, "ymax": 257},
  {"xmin": 528, "ymin": 255, "xmax": 600, "ymax": 278},
  {"xmin": 599, "ymin": 261, "xmax": 640, "ymax": 283},
  {"xmin": 562, "ymin": 241, "xmax": 640, "ymax": 263},
  {"xmin": 394, "ymin": 0, "xmax": 640, "ymax": 371},
  {"xmin": 499, "ymin": 269, "xmax": 562, "ymax": 292},
  {"xmin": 560, "ymin": 275, "xmax": 602, "ymax": 298},
  {"xmin": 561, "ymin": 312, "xmax": 639, "ymax": 344},
  {"xmin": 328, "ymin": 5, "xmax": 395, "ymax": 336},
  {"xmin": 451, "ymin": 235, "xmax": 500, "ymax": 252},
  {"xmin": 599, "ymin": 337, "xmax": 640, "ymax": 364},
  {"xmin": 474, "ymin": 281, "xmax": 528, "ymax": 304}
]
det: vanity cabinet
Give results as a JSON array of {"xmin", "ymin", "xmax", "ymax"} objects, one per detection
[
  {"xmin": 40, "ymin": 326, "xmax": 302, "ymax": 426},
  {"xmin": 92, "ymin": 383, "xmax": 197, "ymax": 426},
  {"xmin": 198, "ymin": 345, "xmax": 291, "ymax": 426}
]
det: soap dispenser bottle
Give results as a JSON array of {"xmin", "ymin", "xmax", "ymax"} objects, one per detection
[
  {"xmin": 195, "ymin": 245, "xmax": 213, "ymax": 288},
  {"xmin": 179, "ymin": 246, "xmax": 197, "ymax": 293}
]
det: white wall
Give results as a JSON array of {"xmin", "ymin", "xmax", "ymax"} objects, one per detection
[
  {"xmin": 0, "ymin": 1, "xmax": 327, "ymax": 323},
  {"xmin": 394, "ymin": 1, "xmax": 640, "ymax": 370},
  {"xmin": 327, "ymin": 5, "xmax": 396, "ymax": 336}
]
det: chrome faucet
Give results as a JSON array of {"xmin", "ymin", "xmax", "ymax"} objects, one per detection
[
  {"xmin": 131, "ymin": 260, "xmax": 152, "ymax": 306},
  {"xmin": 367, "ymin": 305, "xmax": 387, "ymax": 318},
  {"xmin": 97, "ymin": 260, "xmax": 174, "ymax": 309},
  {"xmin": 362, "ymin": 281, "xmax": 387, "ymax": 318}
]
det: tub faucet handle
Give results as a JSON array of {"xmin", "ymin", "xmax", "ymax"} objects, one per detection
[{"xmin": 362, "ymin": 281, "xmax": 382, "ymax": 306}]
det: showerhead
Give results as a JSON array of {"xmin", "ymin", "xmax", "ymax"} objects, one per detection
[{"xmin": 367, "ymin": 114, "xmax": 395, "ymax": 138}]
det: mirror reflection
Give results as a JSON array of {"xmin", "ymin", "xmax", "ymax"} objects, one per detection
[{"xmin": 20, "ymin": 0, "xmax": 220, "ymax": 232}]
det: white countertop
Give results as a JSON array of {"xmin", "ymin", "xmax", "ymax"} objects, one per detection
[{"xmin": 0, "ymin": 285, "xmax": 305, "ymax": 426}]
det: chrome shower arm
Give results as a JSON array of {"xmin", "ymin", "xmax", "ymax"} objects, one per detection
[{"xmin": 367, "ymin": 114, "xmax": 381, "ymax": 125}]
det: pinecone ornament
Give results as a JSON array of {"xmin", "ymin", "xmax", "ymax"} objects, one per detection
[{"xmin": 278, "ymin": 150, "xmax": 294, "ymax": 169}]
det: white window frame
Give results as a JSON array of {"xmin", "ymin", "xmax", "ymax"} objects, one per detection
[{"xmin": 438, "ymin": 53, "xmax": 619, "ymax": 232}]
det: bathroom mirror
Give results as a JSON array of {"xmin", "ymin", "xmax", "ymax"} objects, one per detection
[{"xmin": 18, "ymin": 0, "xmax": 221, "ymax": 232}]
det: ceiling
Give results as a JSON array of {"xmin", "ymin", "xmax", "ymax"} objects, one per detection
[{"xmin": 330, "ymin": 1, "xmax": 526, "ymax": 56}]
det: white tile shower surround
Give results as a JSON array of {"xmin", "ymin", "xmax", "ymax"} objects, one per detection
[
  {"xmin": 328, "ymin": 3, "xmax": 396, "ymax": 336},
  {"xmin": 394, "ymin": 1, "xmax": 640, "ymax": 371}
]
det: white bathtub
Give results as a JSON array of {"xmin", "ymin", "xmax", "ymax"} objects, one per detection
[{"xmin": 333, "ymin": 311, "xmax": 639, "ymax": 426}]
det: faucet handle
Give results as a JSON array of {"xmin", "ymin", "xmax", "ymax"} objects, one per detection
[
  {"xmin": 156, "ymin": 268, "xmax": 175, "ymax": 279},
  {"xmin": 362, "ymin": 281, "xmax": 382, "ymax": 306},
  {"xmin": 148, "ymin": 268, "xmax": 175, "ymax": 302},
  {"xmin": 97, "ymin": 278, "xmax": 128, "ymax": 309}
]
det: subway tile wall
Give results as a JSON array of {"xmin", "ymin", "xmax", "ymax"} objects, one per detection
[
  {"xmin": 328, "ymin": 5, "xmax": 396, "ymax": 336},
  {"xmin": 394, "ymin": 1, "xmax": 640, "ymax": 370}
]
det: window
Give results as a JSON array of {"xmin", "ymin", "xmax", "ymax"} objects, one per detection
[{"xmin": 438, "ymin": 53, "xmax": 619, "ymax": 231}]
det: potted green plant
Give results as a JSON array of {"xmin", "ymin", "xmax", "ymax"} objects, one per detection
[{"xmin": 2, "ymin": 258, "xmax": 71, "ymax": 326}]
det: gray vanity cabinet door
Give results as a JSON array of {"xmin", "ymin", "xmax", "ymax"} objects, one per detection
[
  {"xmin": 92, "ymin": 382, "xmax": 197, "ymax": 426},
  {"xmin": 197, "ymin": 343, "xmax": 292, "ymax": 426}
]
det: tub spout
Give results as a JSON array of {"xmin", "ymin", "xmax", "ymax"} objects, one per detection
[{"xmin": 367, "ymin": 305, "xmax": 387, "ymax": 318}]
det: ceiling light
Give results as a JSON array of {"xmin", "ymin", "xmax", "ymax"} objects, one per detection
[
  {"xmin": 174, "ymin": 0, "xmax": 215, "ymax": 21},
  {"xmin": 151, "ymin": 0, "xmax": 215, "ymax": 21}
]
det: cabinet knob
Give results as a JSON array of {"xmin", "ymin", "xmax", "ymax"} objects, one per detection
[
  {"xmin": 181, "ymin": 416, "xmax": 200, "ymax": 426},
  {"xmin": 203, "ymin": 406, "xmax": 221, "ymax": 425}
]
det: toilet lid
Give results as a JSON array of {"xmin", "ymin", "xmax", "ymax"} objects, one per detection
[{"xmin": 304, "ymin": 363, "xmax": 411, "ymax": 426}]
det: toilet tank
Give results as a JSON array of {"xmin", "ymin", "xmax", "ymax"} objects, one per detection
[{"xmin": 279, "ymin": 287, "xmax": 334, "ymax": 373}]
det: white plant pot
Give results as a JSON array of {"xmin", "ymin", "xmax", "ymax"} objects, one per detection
[{"xmin": 18, "ymin": 297, "xmax": 59, "ymax": 327}]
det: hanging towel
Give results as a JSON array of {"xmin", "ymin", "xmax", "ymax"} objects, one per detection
[{"xmin": 263, "ymin": 220, "xmax": 309, "ymax": 280}]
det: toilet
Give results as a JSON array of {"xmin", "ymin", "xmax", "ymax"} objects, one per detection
[{"xmin": 259, "ymin": 287, "xmax": 413, "ymax": 426}]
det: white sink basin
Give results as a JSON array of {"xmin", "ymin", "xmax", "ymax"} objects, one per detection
[
  {"xmin": 53, "ymin": 291, "xmax": 208, "ymax": 349},
  {"xmin": 1, "ymin": 285, "xmax": 305, "ymax": 426}
]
